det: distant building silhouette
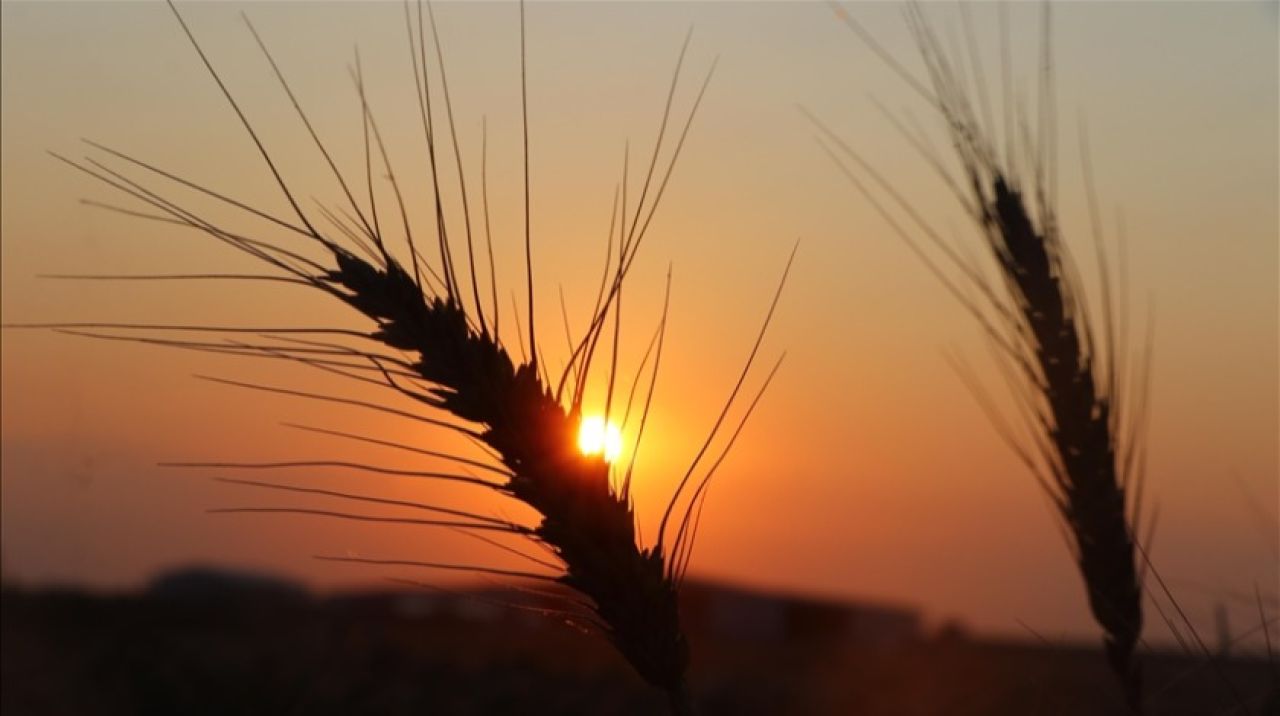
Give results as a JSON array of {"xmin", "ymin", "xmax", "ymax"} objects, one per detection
[
  {"xmin": 147, "ymin": 566, "xmax": 309, "ymax": 605},
  {"xmin": 323, "ymin": 579, "xmax": 921, "ymax": 646},
  {"xmin": 680, "ymin": 581, "xmax": 920, "ymax": 645}
]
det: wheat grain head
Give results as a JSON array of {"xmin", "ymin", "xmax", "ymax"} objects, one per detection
[
  {"xmin": 820, "ymin": 4, "xmax": 1148, "ymax": 710},
  {"xmin": 23, "ymin": 2, "xmax": 793, "ymax": 711}
]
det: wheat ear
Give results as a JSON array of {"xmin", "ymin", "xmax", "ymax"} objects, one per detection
[
  {"xmin": 820, "ymin": 5, "xmax": 1147, "ymax": 710},
  {"xmin": 26, "ymin": 2, "xmax": 793, "ymax": 711}
]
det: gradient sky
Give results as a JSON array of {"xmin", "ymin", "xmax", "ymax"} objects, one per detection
[{"xmin": 2, "ymin": 1, "xmax": 1276, "ymax": 649}]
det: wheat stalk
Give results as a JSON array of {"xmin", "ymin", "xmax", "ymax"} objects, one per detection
[
  {"xmin": 819, "ymin": 5, "xmax": 1149, "ymax": 711},
  {"xmin": 23, "ymin": 2, "xmax": 791, "ymax": 711}
]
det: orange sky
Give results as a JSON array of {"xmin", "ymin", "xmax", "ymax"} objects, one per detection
[{"xmin": 2, "ymin": 1, "xmax": 1276, "ymax": 648}]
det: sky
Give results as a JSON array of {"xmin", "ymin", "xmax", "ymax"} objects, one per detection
[{"xmin": 2, "ymin": 1, "xmax": 1276, "ymax": 649}]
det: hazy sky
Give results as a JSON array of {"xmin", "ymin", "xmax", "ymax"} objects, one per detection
[{"xmin": 2, "ymin": 1, "xmax": 1276, "ymax": 649}]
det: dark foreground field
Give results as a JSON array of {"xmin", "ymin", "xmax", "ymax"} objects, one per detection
[{"xmin": 3, "ymin": 575, "xmax": 1275, "ymax": 715}]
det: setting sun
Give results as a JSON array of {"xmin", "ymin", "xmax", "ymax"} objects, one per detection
[{"xmin": 578, "ymin": 415, "xmax": 623, "ymax": 463}]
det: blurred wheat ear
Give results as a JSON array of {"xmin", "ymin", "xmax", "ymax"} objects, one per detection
[
  {"xmin": 18, "ymin": 1, "xmax": 792, "ymax": 712},
  {"xmin": 815, "ymin": 4, "xmax": 1150, "ymax": 711}
]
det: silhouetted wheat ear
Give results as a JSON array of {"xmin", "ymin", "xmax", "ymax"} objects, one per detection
[
  {"xmin": 23, "ymin": 2, "xmax": 793, "ymax": 712},
  {"xmin": 334, "ymin": 256, "xmax": 692, "ymax": 697},
  {"xmin": 984, "ymin": 177, "xmax": 1143, "ymax": 710},
  {"xmin": 819, "ymin": 5, "xmax": 1147, "ymax": 712}
]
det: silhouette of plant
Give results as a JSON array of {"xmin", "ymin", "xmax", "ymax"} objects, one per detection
[
  {"xmin": 816, "ymin": 5, "xmax": 1149, "ymax": 711},
  {"xmin": 27, "ymin": 3, "xmax": 791, "ymax": 711}
]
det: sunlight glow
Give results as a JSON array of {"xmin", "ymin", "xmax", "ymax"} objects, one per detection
[{"xmin": 578, "ymin": 415, "xmax": 623, "ymax": 463}]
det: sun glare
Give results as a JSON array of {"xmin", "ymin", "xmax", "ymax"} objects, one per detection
[{"xmin": 578, "ymin": 415, "xmax": 623, "ymax": 463}]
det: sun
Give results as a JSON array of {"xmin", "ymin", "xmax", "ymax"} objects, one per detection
[{"xmin": 578, "ymin": 415, "xmax": 623, "ymax": 463}]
